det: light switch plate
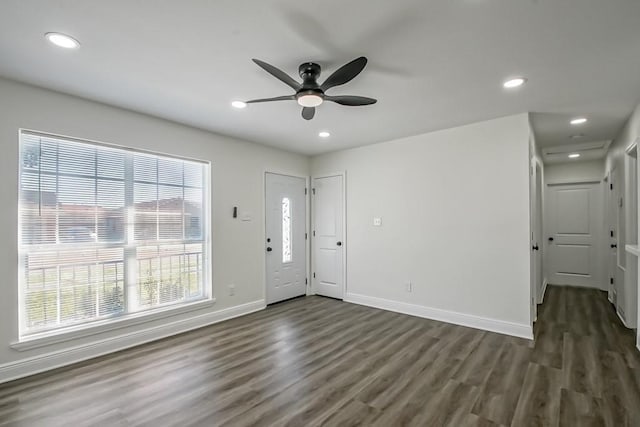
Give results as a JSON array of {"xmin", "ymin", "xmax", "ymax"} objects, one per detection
[{"xmin": 373, "ymin": 217, "xmax": 382, "ymax": 226}]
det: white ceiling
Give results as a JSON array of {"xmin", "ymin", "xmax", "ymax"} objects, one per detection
[
  {"xmin": 1, "ymin": 0, "xmax": 639, "ymax": 155},
  {"xmin": 542, "ymin": 140, "xmax": 611, "ymax": 165}
]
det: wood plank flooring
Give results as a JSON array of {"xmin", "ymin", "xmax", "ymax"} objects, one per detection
[{"xmin": 1, "ymin": 285, "xmax": 639, "ymax": 426}]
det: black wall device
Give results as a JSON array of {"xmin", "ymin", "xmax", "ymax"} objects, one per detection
[{"xmin": 233, "ymin": 206, "xmax": 238, "ymax": 218}]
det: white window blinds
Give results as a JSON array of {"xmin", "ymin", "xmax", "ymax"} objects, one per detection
[{"xmin": 19, "ymin": 131, "xmax": 210, "ymax": 338}]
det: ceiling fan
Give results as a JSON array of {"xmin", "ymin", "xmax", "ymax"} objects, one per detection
[{"xmin": 245, "ymin": 56, "xmax": 377, "ymax": 120}]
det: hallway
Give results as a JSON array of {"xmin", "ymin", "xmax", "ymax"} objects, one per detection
[{"xmin": 533, "ymin": 285, "xmax": 640, "ymax": 425}]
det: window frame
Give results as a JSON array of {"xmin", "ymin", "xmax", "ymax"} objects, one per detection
[{"xmin": 16, "ymin": 129, "xmax": 213, "ymax": 346}]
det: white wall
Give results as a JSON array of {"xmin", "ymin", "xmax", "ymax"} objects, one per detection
[
  {"xmin": 311, "ymin": 114, "xmax": 533, "ymax": 338},
  {"xmin": 544, "ymin": 160, "xmax": 605, "ymax": 184},
  {"xmin": 0, "ymin": 78, "xmax": 309, "ymax": 382},
  {"xmin": 605, "ymin": 102, "xmax": 640, "ymax": 332}
]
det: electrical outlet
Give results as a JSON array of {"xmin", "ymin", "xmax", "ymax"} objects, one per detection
[
  {"xmin": 373, "ymin": 217, "xmax": 382, "ymax": 226},
  {"xmin": 405, "ymin": 281, "xmax": 412, "ymax": 292},
  {"xmin": 228, "ymin": 284, "xmax": 235, "ymax": 296}
]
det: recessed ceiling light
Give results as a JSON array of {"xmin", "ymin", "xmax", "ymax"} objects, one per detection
[
  {"xmin": 318, "ymin": 131, "xmax": 331, "ymax": 138},
  {"xmin": 569, "ymin": 153, "xmax": 581, "ymax": 158},
  {"xmin": 231, "ymin": 101, "xmax": 247, "ymax": 109},
  {"xmin": 570, "ymin": 117, "xmax": 588, "ymax": 125},
  {"xmin": 45, "ymin": 32, "xmax": 80, "ymax": 49},
  {"xmin": 503, "ymin": 77, "xmax": 527, "ymax": 89}
]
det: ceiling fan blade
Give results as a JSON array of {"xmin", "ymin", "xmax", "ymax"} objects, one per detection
[
  {"xmin": 320, "ymin": 57, "xmax": 368, "ymax": 91},
  {"xmin": 252, "ymin": 59, "xmax": 302, "ymax": 91},
  {"xmin": 325, "ymin": 95, "xmax": 377, "ymax": 106},
  {"xmin": 246, "ymin": 95, "xmax": 296, "ymax": 104},
  {"xmin": 302, "ymin": 107, "xmax": 315, "ymax": 120}
]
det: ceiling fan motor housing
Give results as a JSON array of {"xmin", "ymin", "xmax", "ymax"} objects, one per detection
[{"xmin": 299, "ymin": 62, "xmax": 322, "ymax": 87}]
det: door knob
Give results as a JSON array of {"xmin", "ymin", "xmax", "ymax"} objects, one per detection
[
  {"xmin": 336, "ymin": 241, "xmax": 342, "ymax": 246},
  {"xmin": 266, "ymin": 247, "xmax": 273, "ymax": 252},
  {"xmin": 532, "ymin": 245, "xmax": 539, "ymax": 251},
  {"xmin": 548, "ymin": 237, "xmax": 554, "ymax": 242},
  {"xmin": 611, "ymin": 244, "xmax": 617, "ymax": 248}
]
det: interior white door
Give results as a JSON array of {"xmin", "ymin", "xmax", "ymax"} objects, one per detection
[
  {"xmin": 606, "ymin": 173, "xmax": 617, "ymax": 303},
  {"xmin": 265, "ymin": 173, "xmax": 307, "ymax": 304},
  {"xmin": 535, "ymin": 163, "xmax": 544, "ymax": 300},
  {"xmin": 546, "ymin": 182, "xmax": 603, "ymax": 288},
  {"xmin": 530, "ymin": 160, "xmax": 543, "ymax": 323},
  {"xmin": 312, "ymin": 174, "xmax": 344, "ymax": 299}
]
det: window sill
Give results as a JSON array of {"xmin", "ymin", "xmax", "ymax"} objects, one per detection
[{"xmin": 11, "ymin": 298, "xmax": 216, "ymax": 352}]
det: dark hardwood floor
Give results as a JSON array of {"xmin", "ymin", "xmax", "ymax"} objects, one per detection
[{"xmin": 1, "ymin": 285, "xmax": 639, "ymax": 426}]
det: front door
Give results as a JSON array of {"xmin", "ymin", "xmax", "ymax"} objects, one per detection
[
  {"xmin": 546, "ymin": 182, "xmax": 603, "ymax": 288},
  {"xmin": 265, "ymin": 173, "xmax": 306, "ymax": 304},
  {"xmin": 312, "ymin": 174, "xmax": 344, "ymax": 299}
]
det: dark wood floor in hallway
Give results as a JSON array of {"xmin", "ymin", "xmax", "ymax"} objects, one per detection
[{"xmin": 1, "ymin": 285, "xmax": 639, "ymax": 426}]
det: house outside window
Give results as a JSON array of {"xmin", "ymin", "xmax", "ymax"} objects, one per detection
[{"xmin": 18, "ymin": 130, "xmax": 211, "ymax": 340}]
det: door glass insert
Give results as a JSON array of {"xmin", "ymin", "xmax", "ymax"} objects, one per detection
[{"xmin": 282, "ymin": 197, "xmax": 292, "ymax": 263}]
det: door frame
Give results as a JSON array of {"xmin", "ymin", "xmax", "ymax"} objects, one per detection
[
  {"xmin": 623, "ymin": 139, "xmax": 638, "ymax": 329},
  {"xmin": 311, "ymin": 171, "xmax": 347, "ymax": 298},
  {"xmin": 544, "ymin": 180, "xmax": 605, "ymax": 289},
  {"xmin": 263, "ymin": 170, "xmax": 311, "ymax": 303},
  {"xmin": 530, "ymin": 157, "xmax": 544, "ymax": 323},
  {"xmin": 604, "ymin": 171, "xmax": 615, "ymax": 302}
]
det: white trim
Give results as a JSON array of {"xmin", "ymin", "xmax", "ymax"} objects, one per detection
[
  {"xmin": 617, "ymin": 308, "xmax": 630, "ymax": 328},
  {"xmin": 344, "ymin": 292, "xmax": 533, "ymax": 340},
  {"xmin": 539, "ymin": 279, "xmax": 548, "ymax": 304},
  {"xmin": 12, "ymin": 298, "xmax": 216, "ymax": 351},
  {"xmin": 625, "ymin": 244, "xmax": 640, "ymax": 257},
  {"xmin": 546, "ymin": 179, "xmax": 602, "ymax": 186},
  {"xmin": 0, "ymin": 299, "xmax": 265, "ymax": 384},
  {"xmin": 625, "ymin": 139, "xmax": 638, "ymax": 156}
]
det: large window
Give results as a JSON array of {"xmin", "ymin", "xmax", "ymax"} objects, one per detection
[{"xmin": 18, "ymin": 130, "xmax": 210, "ymax": 339}]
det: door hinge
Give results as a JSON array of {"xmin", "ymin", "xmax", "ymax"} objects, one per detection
[
  {"xmin": 305, "ymin": 188, "xmax": 307, "ymax": 195},
  {"xmin": 610, "ymin": 183, "xmax": 613, "ymax": 190},
  {"xmin": 305, "ymin": 278, "xmax": 308, "ymax": 285},
  {"xmin": 313, "ymin": 272, "xmax": 316, "ymax": 278},
  {"xmin": 312, "ymin": 188, "xmax": 316, "ymax": 195},
  {"xmin": 313, "ymin": 230, "xmax": 316, "ymax": 237},
  {"xmin": 611, "ymin": 230, "xmax": 614, "ymax": 237},
  {"xmin": 610, "ymin": 277, "xmax": 614, "ymax": 285},
  {"xmin": 305, "ymin": 232, "xmax": 308, "ymax": 240}
]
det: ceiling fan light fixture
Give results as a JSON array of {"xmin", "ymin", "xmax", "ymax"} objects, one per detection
[
  {"xmin": 297, "ymin": 94, "xmax": 323, "ymax": 107},
  {"xmin": 231, "ymin": 101, "xmax": 247, "ymax": 109}
]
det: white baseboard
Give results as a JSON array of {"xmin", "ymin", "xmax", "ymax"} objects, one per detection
[
  {"xmin": 0, "ymin": 300, "xmax": 265, "ymax": 384},
  {"xmin": 539, "ymin": 279, "xmax": 548, "ymax": 304},
  {"xmin": 344, "ymin": 293, "xmax": 533, "ymax": 340},
  {"xmin": 617, "ymin": 308, "xmax": 630, "ymax": 329}
]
